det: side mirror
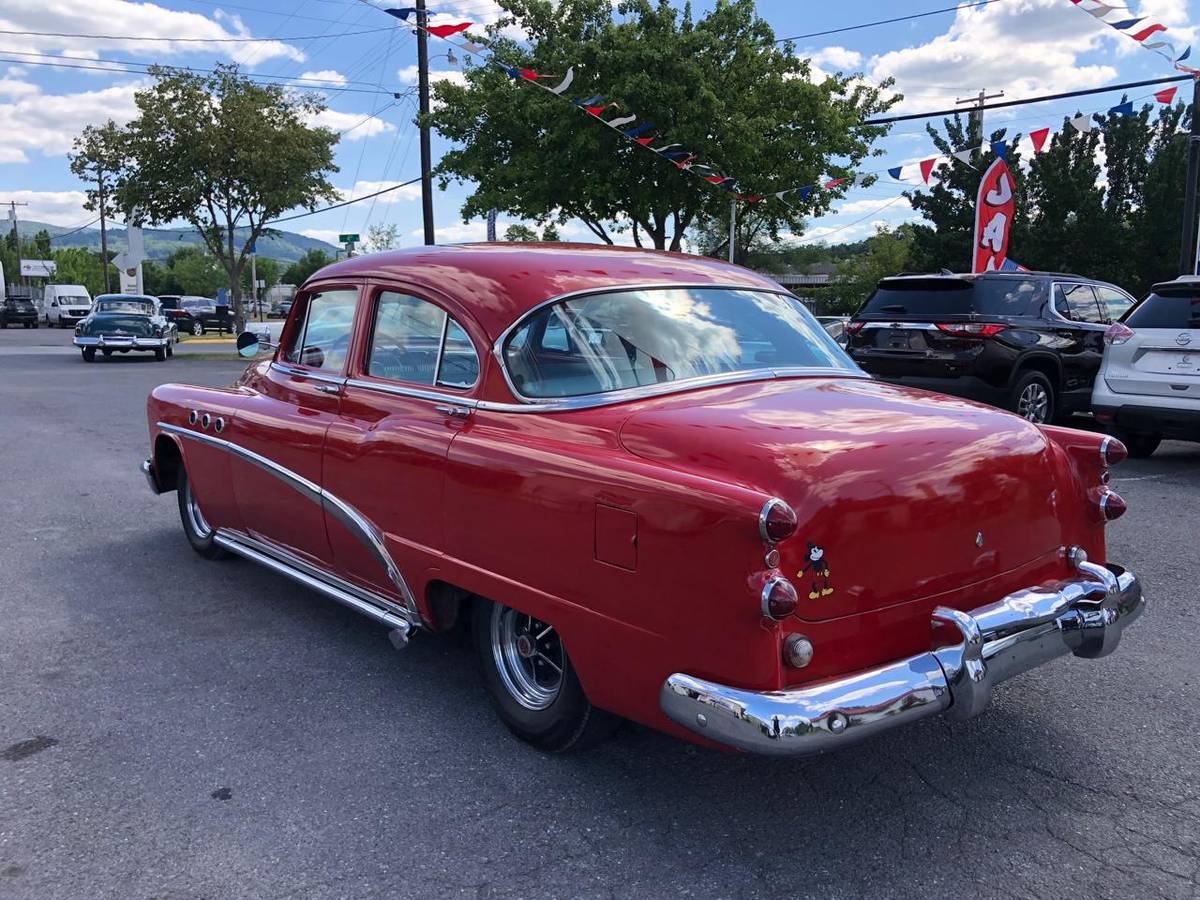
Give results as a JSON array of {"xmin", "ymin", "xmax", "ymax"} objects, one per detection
[{"xmin": 237, "ymin": 330, "xmax": 275, "ymax": 358}]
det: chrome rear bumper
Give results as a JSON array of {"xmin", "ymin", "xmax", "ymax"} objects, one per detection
[
  {"xmin": 660, "ymin": 549, "xmax": 1145, "ymax": 757},
  {"xmin": 74, "ymin": 335, "xmax": 168, "ymax": 348}
]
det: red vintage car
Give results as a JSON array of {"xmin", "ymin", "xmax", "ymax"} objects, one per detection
[{"xmin": 142, "ymin": 244, "xmax": 1145, "ymax": 755}]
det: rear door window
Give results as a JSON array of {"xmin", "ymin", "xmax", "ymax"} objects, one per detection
[
  {"xmin": 1125, "ymin": 292, "xmax": 1200, "ymax": 329},
  {"xmin": 1096, "ymin": 286, "xmax": 1135, "ymax": 323},
  {"xmin": 365, "ymin": 291, "xmax": 480, "ymax": 389},
  {"xmin": 1054, "ymin": 284, "xmax": 1105, "ymax": 324}
]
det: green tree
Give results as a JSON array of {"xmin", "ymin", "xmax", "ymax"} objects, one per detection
[
  {"xmin": 105, "ymin": 64, "xmax": 339, "ymax": 330},
  {"xmin": 826, "ymin": 223, "xmax": 915, "ymax": 312},
  {"xmin": 282, "ymin": 248, "xmax": 334, "ymax": 286},
  {"xmin": 167, "ymin": 246, "xmax": 225, "ymax": 296},
  {"xmin": 503, "ymin": 223, "xmax": 540, "ymax": 242},
  {"xmin": 241, "ymin": 256, "xmax": 280, "ymax": 295},
  {"xmin": 68, "ymin": 120, "xmax": 124, "ymax": 293},
  {"xmin": 431, "ymin": 0, "xmax": 896, "ymax": 251},
  {"xmin": 1131, "ymin": 102, "xmax": 1189, "ymax": 294},
  {"xmin": 30, "ymin": 229, "xmax": 52, "ymax": 258},
  {"xmin": 51, "ymin": 248, "xmax": 109, "ymax": 296},
  {"xmin": 365, "ymin": 223, "xmax": 399, "ymax": 253},
  {"xmin": 906, "ymin": 113, "xmax": 1029, "ymax": 272},
  {"xmin": 541, "ymin": 222, "xmax": 561, "ymax": 241}
]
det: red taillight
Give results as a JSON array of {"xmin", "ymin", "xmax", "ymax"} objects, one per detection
[
  {"xmin": 845, "ymin": 321, "xmax": 865, "ymax": 335},
  {"xmin": 934, "ymin": 322, "xmax": 1007, "ymax": 338},
  {"xmin": 1101, "ymin": 435, "xmax": 1128, "ymax": 467},
  {"xmin": 1104, "ymin": 322, "xmax": 1135, "ymax": 345},
  {"xmin": 761, "ymin": 576, "xmax": 799, "ymax": 619},
  {"xmin": 759, "ymin": 498, "xmax": 798, "ymax": 543},
  {"xmin": 1100, "ymin": 490, "xmax": 1127, "ymax": 521}
]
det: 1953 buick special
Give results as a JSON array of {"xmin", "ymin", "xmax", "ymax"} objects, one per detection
[{"xmin": 141, "ymin": 245, "xmax": 1145, "ymax": 755}]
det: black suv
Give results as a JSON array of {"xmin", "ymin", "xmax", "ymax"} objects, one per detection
[
  {"xmin": 0, "ymin": 296, "xmax": 39, "ymax": 328},
  {"xmin": 845, "ymin": 271, "xmax": 1136, "ymax": 423}
]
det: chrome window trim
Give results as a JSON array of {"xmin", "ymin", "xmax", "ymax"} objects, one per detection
[
  {"xmin": 270, "ymin": 361, "xmax": 347, "ymax": 385},
  {"xmin": 344, "ymin": 378, "xmax": 480, "ymax": 407},
  {"xmin": 364, "ymin": 290, "xmax": 481, "ymax": 392},
  {"xmin": 158, "ymin": 421, "xmax": 418, "ymax": 616},
  {"xmin": 491, "ymin": 282, "xmax": 863, "ymax": 408}
]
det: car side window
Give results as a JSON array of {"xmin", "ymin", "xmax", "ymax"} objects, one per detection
[
  {"xmin": 283, "ymin": 289, "xmax": 358, "ymax": 372},
  {"xmin": 1096, "ymin": 286, "xmax": 1134, "ymax": 323},
  {"xmin": 1054, "ymin": 284, "xmax": 1104, "ymax": 324},
  {"xmin": 366, "ymin": 291, "xmax": 480, "ymax": 389}
]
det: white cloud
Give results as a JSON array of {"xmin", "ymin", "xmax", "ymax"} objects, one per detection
[
  {"xmin": 338, "ymin": 180, "xmax": 422, "ymax": 204},
  {"xmin": 0, "ymin": 190, "xmax": 91, "ymax": 226},
  {"xmin": 306, "ymin": 108, "xmax": 397, "ymax": 139},
  {"xmin": 806, "ymin": 46, "xmax": 863, "ymax": 71},
  {"xmin": 0, "ymin": 0, "xmax": 304, "ymax": 65},
  {"xmin": 299, "ymin": 70, "xmax": 348, "ymax": 86},
  {"xmin": 0, "ymin": 79, "xmax": 143, "ymax": 162},
  {"xmin": 412, "ymin": 221, "xmax": 496, "ymax": 243},
  {"xmin": 397, "ymin": 65, "xmax": 467, "ymax": 88},
  {"xmin": 0, "ymin": 77, "xmax": 39, "ymax": 98},
  {"xmin": 804, "ymin": 218, "xmax": 897, "ymax": 245},
  {"xmin": 299, "ymin": 229, "xmax": 343, "ymax": 245},
  {"xmin": 833, "ymin": 196, "xmax": 915, "ymax": 218}
]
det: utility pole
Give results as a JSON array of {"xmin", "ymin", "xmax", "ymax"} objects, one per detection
[
  {"xmin": 1179, "ymin": 77, "xmax": 1200, "ymax": 275},
  {"xmin": 415, "ymin": 0, "xmax": 435, "ymax": 246},
  {"xmin": 956, "ymin": 88, "xmax": 1005, "ymax": 144},
  {"xmin": 96, "ymin": 166, "xmax": 111, "ymax": 293},
  {"xmin": 4, "ymin": 201, "xmax": 28, "ymax": 291},
  {"xmin": 728, "ymin": 199, "xmax": 737, "ymax": 264}
]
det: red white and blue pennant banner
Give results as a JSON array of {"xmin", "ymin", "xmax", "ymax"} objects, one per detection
[{"xmin": 1068, "ymin": 0, "xmax": 1198, "ymax": 75}]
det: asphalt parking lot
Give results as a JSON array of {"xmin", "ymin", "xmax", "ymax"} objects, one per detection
[{"xmin": 1, "ymin": 324, "xmax": 1198, "ymax": 899}]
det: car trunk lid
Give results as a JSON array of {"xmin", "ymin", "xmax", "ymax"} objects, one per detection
[
  {"xmin": 617, "ymin": 377, "xmax": 1065, "ymax": 622},
  {"xmin": 1105, "ymin": 290, "xmax": 1200, "ymax": 398}
]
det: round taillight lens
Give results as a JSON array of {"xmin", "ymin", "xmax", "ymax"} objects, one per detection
[
  {"xmin": 783, "ymin": 633, "xmax": 814, "ymax": 668},
  {"xmin": 1100, "ymin": 490, "xmax": 1127, "ymax": 521},
  {"xmin": 1101, "ymin": 436, "xmax": 1128, "ymax": 467},
  {"xmin": 759, "ymin": 498, "xmax": 798, "ymax": 543},
  {"xmin": 761, "ymin": 576, "xmax": 799, "ymax": 619}
]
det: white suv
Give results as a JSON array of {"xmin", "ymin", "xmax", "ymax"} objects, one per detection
[{"xmin": 1093, "ymin": 276, "xmax": 1200, "ymax": 457}]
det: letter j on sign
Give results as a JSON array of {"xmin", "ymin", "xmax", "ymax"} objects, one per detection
[{"xmin": 972, "ymin": 157, "xmax": 1015, "ymax": 274}]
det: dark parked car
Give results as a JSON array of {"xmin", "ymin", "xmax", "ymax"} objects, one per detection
[
  {"xmin": 845, "ymin": 272, "xmax": 1137, "ymax": 423},
  {"xmin": 157, "ymin": 295, "xmax": 204, "ymax": 336},
  {"xmin": 179, "ymin": 296, "xmax": 232, "ymax": 335},
  {"xmin": 1, "ymin": 296, "xmax": 39, "ymax": 328}
]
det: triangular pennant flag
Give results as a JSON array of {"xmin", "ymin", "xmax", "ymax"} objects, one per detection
[
  {"xmin": 1107, "ymin": 17, "xmax": 1144, "ymax": 30},
  {"xmin": 1071, "ymin": 114, "xmax": 1093, "ymax": 134},
  {"xmin": 990, "ymin": 141, "xmax": 1007, "ymax": 160},
  {"xmin": 773, "ymin": 189, "xmax": 793, "ymax": 200},
  {"xmin": 796, "ymin": 186, "xmax": 814, "ymax": 200},
  {"xmin": 426, "ymin": 22, "xmax": 473, "ymax": 38},
  {"xmin": 634, "ymin": 135, "xmax": 657, "ymax": 146},
  {"xmin": 653, "ymin": 143, "xmax": 682, "ymax": 154},
  {"xmin": 888, "ymin": 166, "xmax": 904, "ymax": 180},
  {"xmin": 384, "ymin": 7, "xmax": 419, "ymax": 21},
  {"xmin": 548, "ymin": 67, "xmax": 575, "ymax": 95},
  {"xmin": 661, "ymin": 150, "xmax": 690, "ymax": 160},
  {"xmin": 853, "ymin": 172, "xmax": 871, "ymax": 186},
  {"xmin": 1109, "ymin": 100, "xmax": 1134, "ymax": 117},
  {"xmin": 1085, "ymin": 3, "xmax": 1117, "ymax": 17},
  {"xmin": 585, "ymin": 102, "xmax": 616, "ymax": 116},
  {"xmin": 1131, "ymin": 24, "xmax": 1167, "ymax": 42},
  {"xmin": 605, "ymin": 114, "xmax": 637, "ymax": 128},
  {"xmin": 1179, "ymin": 46, "xmax": 1192, "ymax": 63},
  {"xmin": 501, "ymin": 66, "xmax": 520, "ymax": 79},
  {"xmin": 622, "ymin": 122, "xmax": 654, "ymax": 138},
  {"xmin": 675, "ymin": 156, "xmax": 697, "ymax": 170},
  {"xmin": 823, "ymin": 178, "xmax": 846, "ymax": 190},
  {"xmin": 1029, "ymin": 127, "xmax": 1051, "ymax": 154},
  {"xmin": 1155, "ymin": 86, "xmax": 1178, "ymax": 104},
  {"xmin": 919, "ymin": 157, "xmax": 937, "ymax": 183},
  {"xmin": 573, "ymin": 95, "xmax": 603, "ymax": 107},
  {"xmin": 952, "ymin": 149, "xmax": 974, "ymax": 164},
  {"xmin": 518, "ymin": 68, "xmax": 547, "ymax": 81},
  {"xmin": 460, "ymin": 40, "xmax": 490, "ymax": 54}
]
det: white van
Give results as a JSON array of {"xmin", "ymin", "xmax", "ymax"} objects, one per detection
[{"xmin": 42, "ymin": 284, "xmax": 93, "ymax": 328}]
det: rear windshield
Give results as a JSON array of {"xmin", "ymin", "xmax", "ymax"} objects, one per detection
[
  {"xmin": 859, "ymin": 278, "xmax": 1048, "ymax": 317},
  {"xmin": 1125, "ymin": 292, "xmax": 1200, "ymax": 329}
]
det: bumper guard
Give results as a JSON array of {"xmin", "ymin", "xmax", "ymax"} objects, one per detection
[{"xmin": 660, "ymin": 548, "xmax": 1145, "ymax": 756}]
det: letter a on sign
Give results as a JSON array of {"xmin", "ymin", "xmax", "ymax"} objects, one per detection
[{"xmin": 972, "ymin": 157, "xmax": 1016, "ymax": 274}]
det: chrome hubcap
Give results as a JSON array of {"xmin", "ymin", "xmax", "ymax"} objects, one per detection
[
  {"xmin": 1018, "ymin": 383, "xmax": 1050, "ymax": 422},
  {"xmin": 490, "ymin": 607, "xmax": 564, "ymax": 710},
  {"xmin": 184, "ymin": 479, "xmax": 212, "ymax": 539}
]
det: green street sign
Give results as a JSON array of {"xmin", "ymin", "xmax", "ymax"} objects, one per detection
[{"xmin": 338, "ymin": 233, "xmax": 359, "ymax": 244}]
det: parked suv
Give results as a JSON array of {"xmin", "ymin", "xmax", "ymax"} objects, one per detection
[
  {"xmin": 0, "ymin": 295, "xmax": 39, "ymax": 328},
  {"xmin": 1092, "ymin": 276, "xmax": 1200, "ymax": 457},
  {"xmin": 845, "ymin": 272, "xmax": 1136, "ymax": 423}
]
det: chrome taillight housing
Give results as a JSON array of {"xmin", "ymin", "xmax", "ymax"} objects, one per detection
[
  {"xmin": 1089, "ymin": 486, "xmax": 1128, "ymax": 522},
  {"xmin": 761, "ymin": 576, "xmax": 799, "ymax": 619},
  {"xmin": 1101, "ymin": 435, "xmax": 1128, "ymax": 467},
  {"xmin": 759, "ymin": 498, "xmax": 798, "ymax": 544}
]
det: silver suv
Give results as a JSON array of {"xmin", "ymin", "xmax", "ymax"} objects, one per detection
[{"xmin": 1093, "ymin": 276, "xmax": 1200, "ymax": 457}]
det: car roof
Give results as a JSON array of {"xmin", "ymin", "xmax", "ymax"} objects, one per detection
[
  {"xmin": 95, "ymin": 294, "xmax": 156, "ymax": 301},
  {"xmin": 307, "ymin": 243, "xmax": 783, "ymax": 338},
  {"xmin": 878, "ymin": 270, "xmax": 1129, "ymax": 291},
  {"xmin": 1150, "ymin": 275, "xmax": 1200, "ymax": 294}
]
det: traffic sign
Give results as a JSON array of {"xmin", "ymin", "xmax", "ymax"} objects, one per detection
[{"xmin": 338, "ymin": 233, "xmax": 359, "ymax": 244}]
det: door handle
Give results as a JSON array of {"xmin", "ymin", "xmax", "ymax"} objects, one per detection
[
  {"xmin": 435, "ymin": 404, "xmax": 472, "ymax": 419},
  {"xmin": 313, "ymin": 384, "xmax": 341, "ymax": 394}
]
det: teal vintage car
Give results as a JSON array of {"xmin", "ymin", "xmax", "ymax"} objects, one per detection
[{"xmin": 73, "ymin": 295, "xmax": 174, "ymax": 362}]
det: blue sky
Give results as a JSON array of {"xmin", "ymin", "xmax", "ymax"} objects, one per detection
[{"xmin": 0, "ymin": 0, "xmax": 1196, "ymax": 252}]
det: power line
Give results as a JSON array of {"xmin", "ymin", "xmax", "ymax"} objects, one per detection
[
  {"xmin": 49, "ymin": 218, "xmax": 102, "ymax": 240},
  {"xmin": 777, "ymin": 0, "xmax": 1004, "ymax": 43},
  {"xmin": 0, "ymin": 25, "xmax": 395, "ymax": 43},
  {"xmin": 267, "ymin": 177, "xmax": 421, "ymax": 224},
  {"xmin": 866, "ymin": 74, "xmax": 1193, "ymax": 125}
]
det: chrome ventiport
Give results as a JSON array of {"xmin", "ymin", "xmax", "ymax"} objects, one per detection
[
  {"xmin": 200, "ymin": 413, "xmax": 211, "ymax": 430},
  {"xmin": 188, "ymin": 410, "xmax": 198, "ymax": 425},
  {"xmin": 214, "ymin": 417, "xmax": 225, "ymax": 433}
]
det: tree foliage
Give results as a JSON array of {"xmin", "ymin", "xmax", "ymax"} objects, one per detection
[
  {"xmin": 430, "ymin": 0, "xmax": 896, "ymax": 252},
  {"xmin": 282, "ymin": 248, "xmax": 334, "ymax": 286},
  {"xmin": 100, "ymin": 65, "xmax": 339, "ymax": 329},
  {"xmin": 365, "ymin": 223, "xmax": 399, "ymax": 253}
]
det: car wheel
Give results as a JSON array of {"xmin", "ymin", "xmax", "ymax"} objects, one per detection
[
  {"xmin": 1115, "ymin": 430, "xmax": 1161, "ymax": 459},
  {"xmin": 1010, "ymin": 371, "xmax": 1055, "ymax": 424},
  {"xmin": 176, "ymin": 465, "xmax": 228, "ymax": 559},
  {"xmin": 472, "ymin": 596, "xmax": 617, "ymax": 752},
  {"xmin": 102, "ymin": 349, "xmax": 114, "ymax": 358},
  {"xmin": 81, "ymin": 347, "xmax": 95, "ymax": 362},
  {"xmin": 154, "ymin": 347, "xmax": 166, "ymax": 361},
  {"xmin": 192, "ymin": 322, "xmax": 205, "ymax": 336}
]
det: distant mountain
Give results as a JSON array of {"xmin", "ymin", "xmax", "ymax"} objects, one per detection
[{"xmin": 14, "ymin": 220, "xmax": 339, "ymax": 264}]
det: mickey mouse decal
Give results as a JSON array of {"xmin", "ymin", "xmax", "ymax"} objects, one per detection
[{"xmin": 800, "ymin": 542, "xmax": 833, "ymax": 599}]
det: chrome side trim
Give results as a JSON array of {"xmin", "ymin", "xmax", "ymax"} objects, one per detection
[
  {"xmin": 157, "ymin": 421, "xmax": 418, "ymax": 617},
  {"xmin": 270, "ymin": 361, "xmax": 347, "ymax": 384},
  {"xmin": 213, "ymin": 529, "xmax": 417, "ymax": 634},
  {"xmin": 344, "ymin": 378, "xmax": 480, "ymax": 408},
  {"xmin": 661, "ymin": 552, "xmax": 1145, "ymax": 757},
  {"xmin": 855, "ymin": 321, "xmax": 941, "ymax": 331}
]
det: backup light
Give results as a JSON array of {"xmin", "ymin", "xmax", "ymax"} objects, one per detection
[{"xmin": 783, "ymin": 634, "xmax": 815, "ymax": 668}]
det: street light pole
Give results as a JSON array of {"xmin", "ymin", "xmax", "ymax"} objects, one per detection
[
  {"xmin": 1178, "ymin": 77, "xmax": 1200, "ymax": 276},
  {"xmin": 416, "ymin": 0, "xmax": 435, "ymax": 246}
]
